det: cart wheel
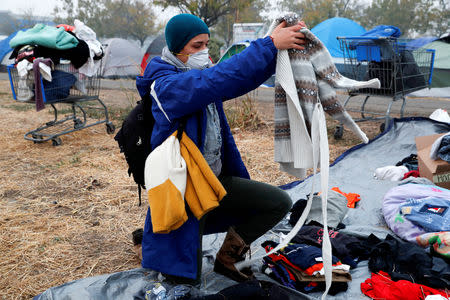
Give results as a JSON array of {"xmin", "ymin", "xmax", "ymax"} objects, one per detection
[
  {"xmin": 74, "ymin": 118, "xmax": 84, "ymax": 129},
  {"xmin": 52, "ymin": 137, "xmax": 62, "ymax": 146},
  {"xmin": 334, "ymin": 125, "xmax": 344, "ymax": 139},
  {"xmin": 380, "ymin": 123, "xmax": 386, "ymax": 133},
  {"xmin": 106, "ymin": 122, "xmax": 115, "ymax": 134},
  {"xmin": 31, "ymin": 133, "xmax": 39, "ymax": 144},
  {"xmin": 32, "ymin": 134, "xmax": 43, "ymax": 143}
]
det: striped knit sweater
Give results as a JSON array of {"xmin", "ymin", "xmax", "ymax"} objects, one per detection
[{"xmin": 268, "ymin": 13, "xmax": 381, "ymax": 178}]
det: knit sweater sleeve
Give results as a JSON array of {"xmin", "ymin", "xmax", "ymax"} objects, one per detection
[{"xmin": 151, "ymin": 37, "xmax": 277, "ymax": 122}]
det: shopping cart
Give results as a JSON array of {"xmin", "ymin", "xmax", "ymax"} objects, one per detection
[
  {"xmin": 7, "ymin": 61, "xmax": 115, "ymax": 145},
  {"xmin": 334, "ymin": 36, "xmax": 435, "ymax": 138}
]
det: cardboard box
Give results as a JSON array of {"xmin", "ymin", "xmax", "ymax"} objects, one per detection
[{"xmin": 416, "ymin": 133, "xmax": 450, "ymax": 189}]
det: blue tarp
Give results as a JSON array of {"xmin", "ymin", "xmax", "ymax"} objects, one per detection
[
  {"xmin": 0, "ymin": 31, "xmax": 20, "ymax": 62},
  {"xmin": 406, "ymin": 36, "xmax": 438, "ymax": 49},
  {"xmin": 311, "ymin": 17, "xmax": 366, "ymax": 58},
  {"xmin": 361, "ymin": 25, "xmax": 401, "ymax": 38}
]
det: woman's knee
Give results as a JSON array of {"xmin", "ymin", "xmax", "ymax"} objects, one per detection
[
  {"xmin": 277, "ymin": 189, "xmax": 293, "ymax": 215},
  {"xmin": 263, "ymin": 185, "xmax": 292, "ymax": 217}
]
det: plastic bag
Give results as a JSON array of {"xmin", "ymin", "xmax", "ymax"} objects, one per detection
[{"xmin": 429, "ymin": 109, "xmax": 450, "ymax": 123}]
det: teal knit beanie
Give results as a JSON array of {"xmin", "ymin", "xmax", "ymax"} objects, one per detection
[{"xmin": 165, "ymin": 14, "xmax": 210, "ymax": 54}]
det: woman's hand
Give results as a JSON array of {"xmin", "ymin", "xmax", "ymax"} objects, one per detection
[{"xmin": 270, "ymin": 21, "xmax": 307, "ymax": 50}]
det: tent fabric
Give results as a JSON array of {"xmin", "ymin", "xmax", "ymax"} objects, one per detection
[
  {"xmin": 281, "ymin": 117, "xmax": 450, "ymax": 239},
  {"xmin": 33, "ymin": 117, "xmax": 450, "ymax": 299},
  {"xmin": 0, "ymin": 50, "xmax": 14, "ymax": 72},
  {"xmin": 34, "ymin": 268, "xmax": 311, "ymax": 300},
  {"xmin": 423, "ymin": 40, "xmax": 450, "ymax": 69},
  {"xmin": 421, "ymin": 40, "xmax": 450, "ymax": 88},
  {"xmin": 406, "ymin": 36, "xmax": 438, "ymax": 49},
  {"xmin": 0, "ymin": 31, "xmax": 23, "ymax": 72},
  {"xmin": 311, "ymin": 17, "xmax": 366, "ymax": 58},
  {"xmin": 0, "ymin": 31, "xmax": 21, "ymax": 63},
  {"xmin": 141, "ymin": 34, "xmax": 166, "ymax": 73},
  {"xmin": 218, "ymin": 42, "xmax": 250, "ymax": 63},
  {"xmin": 280, "ymin": 117, "xmax": 450, "ymax": 299},
  {"xmin": 101, "ymin": 38, "xmax": 143, "ymax": 78}
]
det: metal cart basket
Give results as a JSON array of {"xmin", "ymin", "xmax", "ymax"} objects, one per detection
[
  {"xmin": 7, "ymin": 61, "xmax": 115, "ymax": 145},
  {"xmin": 334, "ymin": 36, "xmax": 435, "ymax": 138}
]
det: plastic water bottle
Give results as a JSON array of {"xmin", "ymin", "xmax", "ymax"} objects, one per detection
[{"xmin": 145, "ymin": 283, "xmax": 167, "ymax": 300}]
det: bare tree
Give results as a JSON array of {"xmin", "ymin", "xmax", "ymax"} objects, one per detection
[
  {"xmin": 277, "ymin": 0, "xmax": 360, "ymax": 28},
  {"xmin": 211, "ymin": 0, "xmax": 264, "ymax": 48},
  {"xmin": 54, "ymin": 0, "xmax": 158, "ymax": 46},
  {"xmin": 153, "ymin": 0, "xmax": 258, "ymax": 27}
]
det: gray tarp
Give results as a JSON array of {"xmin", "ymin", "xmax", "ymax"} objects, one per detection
[{"xmin": 36, "ymin": 117, "xmax": 450, "ymax": 300}]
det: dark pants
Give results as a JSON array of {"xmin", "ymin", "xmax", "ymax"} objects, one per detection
[{"xmin": 203, "ymin": 175, "xmax": 293, "ymax": 244}]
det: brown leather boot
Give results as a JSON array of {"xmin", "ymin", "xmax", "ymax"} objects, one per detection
[{"xmin": 213, "ymin": 227, "xmax": 254, "ymax": 282}]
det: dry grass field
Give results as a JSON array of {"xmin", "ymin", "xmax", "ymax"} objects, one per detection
[{"xmin": 0, "ymin": 79, "xmax": 383, "ymax": 299}]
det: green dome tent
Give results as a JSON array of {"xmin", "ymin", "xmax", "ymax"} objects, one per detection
[
  {"xmin": 217, "ymin": 41, "xmax": 250, "ymax": 64},
  {"xmin": 421, "ymin": 37, "xmax": 450, "ymax": 88}
]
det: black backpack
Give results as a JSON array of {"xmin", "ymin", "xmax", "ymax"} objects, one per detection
[{"xmin": 114, "ymin": 94, "xmax": 154, "ymax": 205}]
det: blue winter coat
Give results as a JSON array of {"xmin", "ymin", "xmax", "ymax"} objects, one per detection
[{"xmin": 135, "ymin": 36, "xmax": 277, "ymax": 279}]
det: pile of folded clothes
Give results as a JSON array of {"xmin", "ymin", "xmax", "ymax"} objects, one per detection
[{"xmin": 261, "ymin": 239, "xmax": 354, "ymax": 295}]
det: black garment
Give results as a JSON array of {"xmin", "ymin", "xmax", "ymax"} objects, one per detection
[
  {"xmin": 10, "ymin": 32, "xmax": 91, "ymax": 69},
  {"xmin": 362, "ymin": 48, "xmax": 426, "ymax": 95},
  {"xmin": 190, "ymin": 280, "xmax": 311, "ymax": 300},
  {"xmin": 366, "ymin": 234, "xmax": 450, "ymax": 289},
  {"xmin": 131, "ymin": 228, "xmax": 143, "ymax": 245},
  {"xmin": 291, "ymin": 225, "xmax": 369, "ymax": 268},
  {"xmin": 288, "ymin": 199, "xmax": 307, "ymax": 226},
  {"xmin": 399, "ymin": 50, "xmax": 427, "ymax": 91},
  {"xmin": 395, "ymin": 153, "xmax": 418, "ymax": 171}
]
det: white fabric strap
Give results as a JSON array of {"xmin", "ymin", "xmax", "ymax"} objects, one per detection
[
  {"xmin": 150, "ymin": 81, "xmax": 171, "ymax": 123},
  {"xmin": 312, "ymin": 103, "xmax": 332, "ymax": 299}
]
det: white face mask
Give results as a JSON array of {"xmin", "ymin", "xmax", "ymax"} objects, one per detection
[{"xmin": 185, "ymin": 48, "xmax": 210, "ymax": 70}]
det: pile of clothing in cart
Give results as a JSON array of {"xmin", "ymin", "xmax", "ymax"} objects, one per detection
[
  {"xmin": 262, "ymin": 181, "xmax": 450, "ymax": 298},
  {"xmin": 8, "ymin": 20, "xmax": 103, "ymax": 111}
]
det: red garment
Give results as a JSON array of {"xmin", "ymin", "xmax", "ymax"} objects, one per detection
[
  {"xmin": 264, "ymin": 245, "xmax": 343, "ymax": 276},
  {"xmin": 331, "ymin": 187, "xmax": 361, "ymax": 208},
  {"xmin": 56, "ymin": 24, "xmax": 75, "ymax": 32},
  {"xmin": 361, "ymin": 271, "xmax": 449, "ymax": 300},
  {"xmin": 402, "ymin": 170, "xmax": 420, "ymax": 180}
]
